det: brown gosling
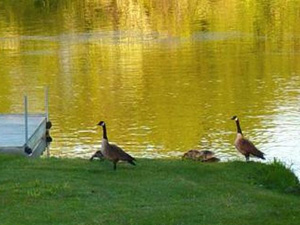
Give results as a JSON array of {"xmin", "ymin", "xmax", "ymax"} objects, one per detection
[
  {"xmin": 231, "ymin": 115, "xmax": 265, "ymax": 162},
  {"xmin": 182, "ymin": 150, "xmax": 219, "ymax": 162},
  {"xmin": 97, "ymin": 121, "xmax": 136, "ymax": 170},
  {"xmin": 90, "ymin": 150, "xmax": 104, "ymax": 161}
]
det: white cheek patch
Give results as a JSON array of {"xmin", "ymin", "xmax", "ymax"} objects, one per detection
[{"xmin": 235, "ymin": 118, "xmax": 238, "ymax": 121}]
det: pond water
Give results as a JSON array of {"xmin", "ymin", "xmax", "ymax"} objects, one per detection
[{"xmin": 0, "ymin": 1, "xmax": 300, "ymax": 175}]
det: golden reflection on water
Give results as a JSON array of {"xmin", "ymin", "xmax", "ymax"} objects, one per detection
[{"xmin": 0, "ymin": 0, "xmax": 300, "ymax": 174}]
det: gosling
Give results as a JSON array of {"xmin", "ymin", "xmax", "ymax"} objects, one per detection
[{"xmin": 182, "ymin": 150, "xmax": 220, "ymax": 162}]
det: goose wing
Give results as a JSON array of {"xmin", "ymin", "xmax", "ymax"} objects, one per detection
[
  {"xmin": 110, "ymin": 144, "xmax": 135, "ymax": 161},
  {"xmin": 240, "ymin": 138, "xmax": 265, "ymax": 159}
]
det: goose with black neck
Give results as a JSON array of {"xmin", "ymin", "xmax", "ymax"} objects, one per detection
[
  {"xmin": 97, "ymin": 121, "xmax": 136, "ymax": 170},
  {"xmin": 231, "ymin": 116, "xmax": 265, "ymax": 162}
]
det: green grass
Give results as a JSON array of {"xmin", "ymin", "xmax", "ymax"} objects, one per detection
[{"xmin": 0, "ymin": 155, "xmax": 299, "ymax": 225}]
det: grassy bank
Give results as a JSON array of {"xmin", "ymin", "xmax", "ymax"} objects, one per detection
[{"xmin": 0, "ymin": 155, "xmax": 299, "ymax": 225}]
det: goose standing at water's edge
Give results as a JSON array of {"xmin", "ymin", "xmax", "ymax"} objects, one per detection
[
  {"xmin": 97, "ymin": 121, "xmax": 136, "ymax": 170},
  {"xmin": 231, "ymin": 116, "xmax": 265, "ymax": 162}
]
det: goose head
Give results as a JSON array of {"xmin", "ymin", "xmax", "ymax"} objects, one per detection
[
  {"xmin": 97, "ymin": 121, "xmax": 105, "ymax": 127},
  {"xmin": 231, "ymin": 115, "xmax": 238, "ymax": 121}
]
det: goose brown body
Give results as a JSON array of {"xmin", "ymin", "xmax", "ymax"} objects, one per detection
[
  {"xmin": 98, "ymin": 121, "xmax": 136, "ymax": 170},
  {"xmin": 231, "ymin": 116, "xmax": 265, "ymax": 162}
]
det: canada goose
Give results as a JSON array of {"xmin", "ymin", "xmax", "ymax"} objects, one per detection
[
  {"xmin": 90, "ymin": 150, "xmax": 104, "ymax": 161},
  {"xmin": 231, "ymin": 116, "xmax": 265, "ymax": 162},
  {"xmin": 182, "ymin": 150, "xmax": 220, "ymax": 162},
  {"xmin": 97, "ymin": 121, "xmax": 136, "ymax": 170}
]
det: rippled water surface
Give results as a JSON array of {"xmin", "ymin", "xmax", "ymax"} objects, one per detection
[{"xmin": 0, "ymin": 1, "xmax": 300, "ymax": 175}]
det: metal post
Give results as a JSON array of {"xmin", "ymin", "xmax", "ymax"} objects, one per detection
[
  {"xmin": 45, "ymin": 86, "xmax": 49, "ymax": 121},
  {"xmin": 45, "ymin": 86, "xmax": 52, "ymax": 138},
  {"xmin": 24, "ymin": 96, "xmax": 32, "ymax": 155},
  {"xmin": 24, "ymin": 95, "xmax": 28, "ymax": 145}
]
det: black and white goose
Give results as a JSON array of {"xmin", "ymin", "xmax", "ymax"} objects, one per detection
[
  {"xmin": 97, "ymin": 121, "xmax": 136, "ymax": 170},
  {"xmin": 231, "ymin": 116, "xmax": 265, "ymax": 162}
]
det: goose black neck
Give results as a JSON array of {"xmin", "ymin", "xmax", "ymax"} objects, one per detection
[
  {"xmin": 235, "ymin": 120, "xmax": 243, "ymax": 134},
  {"xmin": 102, "ymin": 125, "xmax": 108, "ymax": 140}
]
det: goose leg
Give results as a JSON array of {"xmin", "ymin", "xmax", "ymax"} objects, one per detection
[
  {"xmin": 113, "ymin": 161, "xmax": 117, "ymax": 170},
  {"xmin": 245, "ymin": 154, "xmax": 250, "ymax": 163}
]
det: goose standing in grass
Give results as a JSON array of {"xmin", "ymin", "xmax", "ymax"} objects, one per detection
[
  {"xmin": 231, "ymin": 116, "xmax": 265, "ymax": 162},
  {"xmin": 97, "ymin": 121, "xmax": 136, "ymax": 170}
]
